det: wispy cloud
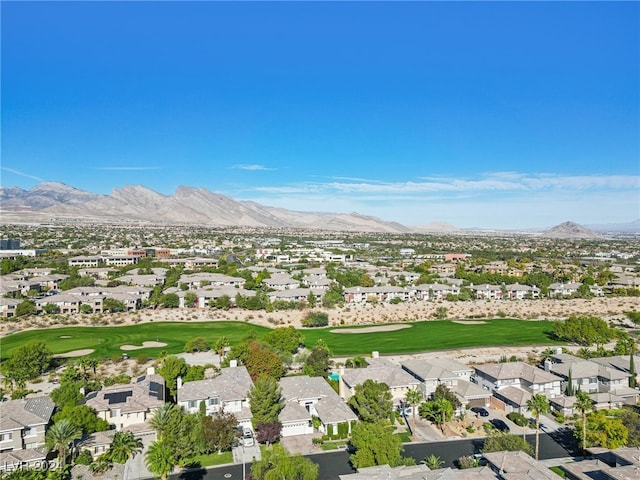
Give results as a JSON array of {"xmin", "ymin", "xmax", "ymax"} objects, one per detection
[
  {"xmin": 1, "ymin": 167, "xmax": 45, "ymax": 182},
  {"xmin": 231, "ymin": 164, "xmax": 276, "ymax": 171},
  {"xmin": 251, "ymin": 173, "xmax": 639, "ymax": 195},
  {"xmin": 94, "ymin": 166, "xmax": 162, "ymax": 171}
]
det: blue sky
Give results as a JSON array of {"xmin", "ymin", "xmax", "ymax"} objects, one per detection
[{"xmin": 2, "ymin": 1, "xmax": 638, "ymax": 229}]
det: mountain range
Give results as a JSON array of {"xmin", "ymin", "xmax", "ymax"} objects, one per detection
[{"xmin": 1, "ymin": 182, "xmax": 638, "ymax": 235}]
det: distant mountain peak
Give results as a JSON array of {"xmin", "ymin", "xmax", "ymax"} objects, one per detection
[
  {"xmin": 543, "ymin": 221, "xmax": 601, "ymax": 239},
  {"xmin": 0, "ymin": 182, "xmax": 410, "ymax": 233}
]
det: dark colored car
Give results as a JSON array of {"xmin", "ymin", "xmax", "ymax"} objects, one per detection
[
  {"xmin": 490, "ymin": 419, "xmax": 510, "ymax": 432},
  {"xmin": 471, "ymin": 407, "xmax": 489, "ymax": 417}
]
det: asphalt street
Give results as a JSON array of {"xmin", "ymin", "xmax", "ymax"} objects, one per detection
[{"xmin": 168, "ymin": 431, "xmax": 577, "ymax": 480}]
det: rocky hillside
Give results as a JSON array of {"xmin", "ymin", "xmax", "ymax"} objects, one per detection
[
  {"xmin": 0, "ymin": 182, "xmax": 411, "ymax": 233},
  {"xmin": 542, "ymin": 221, "xmax": 601, "ymax": 239}
]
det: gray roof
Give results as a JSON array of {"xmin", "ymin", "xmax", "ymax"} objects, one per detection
[
  {"xmin": 85, "ymin": 374, "xmax": 165, "ymax": 414},
  {"xmin": 483, "ymin": 451, "xmax": 558, "ymax": 479},
  {"xmin": 453, "ymin": 380, "xmax": 491, "ymax": 400},
  {"xmin": 494, "ymin": 386, "xmax": 532, "ymax": 407},
  {"xmin": 401, "ymin": 358, "xmax": 471, "ymax": 382},
  {"xmin": 0, "ymin": 397, "xmax": 55, "ymax": 431},
  {"xmin": 177, "ymin": 366, "xmax": 253, "ymax": 404},
  {"xmin": 279, "ymin": 376, "xmax": 357, "ymax": 425},
  {"xmin": 279, "ymin": 401, "xmax": 311, "ymax": 423},
  {"xmin": 475, "ymin": 362, "xmax": 561, "ymax": 385},
  {"xmin": 342, "ymin": 359, "xmax": 420, "ymax": 391},
  {"xmin": 0, "ymin": 448, "xmax": 47, "ymax": 466}
]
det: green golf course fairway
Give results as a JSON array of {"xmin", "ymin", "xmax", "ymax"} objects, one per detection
[{"xmin": 0, "ymin": 318, "xmax": 561, "ymax": 360}]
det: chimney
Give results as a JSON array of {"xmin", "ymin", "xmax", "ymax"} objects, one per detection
[
  {"xmin": 177, "ymin": 376, "xmax": 182, "ymax": 389},
  {"xmin": 147, "ymin": 366, "xmax": 155, "ymax": 375},
  {"xmin": 372, "ymin": 351, "xmax": 379, "ymax": 358},
  {"xmin": 230, "ymin": 359, "xmax": 238, "ymax": 368},
  {"xmin": 544, "ymin": 359, "xmax": 552, "ymax": 372},
  {"xmin": 555, "ymin": 347, "xmax": 562, "ymax": 355}
]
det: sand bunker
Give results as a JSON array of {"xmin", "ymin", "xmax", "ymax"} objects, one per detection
[
  {"xmin": 59, "ymin": 335, "xmax": 72, "ymax": 338},
  {"xmin": 57, "ymin": 349, "xmax": 95, "ymax": 357},
  {"xmin": 452, "ymin": 320, "xmax": 487, "ymax": 325},
  {"xmin": 120, "ymin": 341, "xmax": 168, "ymax": 351},
  {"xmin": 331, "ymin": 324, "xmax": 411, "ymax": 334}
]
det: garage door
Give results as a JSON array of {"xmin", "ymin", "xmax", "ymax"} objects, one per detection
[{"xmin": 281, "ymin": 422, "xmax": 311, "ymax": 437}]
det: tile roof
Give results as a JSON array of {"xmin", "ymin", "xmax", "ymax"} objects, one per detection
[
  {"xmin": 177, "ymin": 366, "xmax": 253, "ymax": 404},
  {"xmin": 0, "ymin": 397, "xmax": 55, "ymax": 431}
]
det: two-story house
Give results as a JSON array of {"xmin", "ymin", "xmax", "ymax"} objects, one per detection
[
  {"xmin": 474, "ymin": 362, "xmax": 563, "ymax": 413},
  {"xmin": 85, "ymin": 370, "xmax": 165, "ymax": 432},
  {"xmin": 339, "ymin": 357, "xmax": 421, "ymax": 405},
  {"xmin": 401, "ymin": 358, "xmax": 490, "ymax": 411},
  {"xmin": 279, "ymin": 376, "xmax": 358, "ymax": 437},
  {"xmin": 0, "ymin": 397, "xmax": 55, "ymax": 452},
  {"xmin": 176, "ymin": 363, "xmax": 253, "ymax": 431}
]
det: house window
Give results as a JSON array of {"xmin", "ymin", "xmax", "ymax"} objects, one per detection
[
  {"xmin": 208, "ymin": 398, "xmax": 220, "ymax": 406},
  {"xmin": 111, "ymin": 409, "xmax": 120, "ymax": 418},
  {"xmin": 188, "ymin": 401, "xmax": 197, "ymax": 409},
  {"xmin": 23, "ymin": 428, "xmax": 33, "ymax": 437},
  {"xmin": 0, "ymin": 433, "xmax": 12, "ymax": 441}
]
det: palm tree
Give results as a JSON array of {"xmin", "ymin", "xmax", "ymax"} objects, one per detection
[
  {"xmin": 145, "ymin": 440, "xmax": 175, "ymax": 480},
  {"xmin": 405, "ymin": 388, "xmax": 422, "ymax": 434},
  {"xmin": 89, "ymin": 454, "xmax": 113, "ymax": 475},
  {"xmin": 45, "ymin": 419, "xmax": 82, "ymax": 472},
  {"xmin": 526, "ymin": 394, "xmax": 550, "ymax": 460},
  {"xmin": 574, "ymin": 391, "xmax": 593, "ymax": 452},
  {"xmin": 422, "ymin": 453, "xmax": 444, "ymax": 469},
  {"xmin": 105, "ymin": 431, "xmax": 142, "ymax": 464},
  {"xmin": 149, "ymin": 403, "xmax": 176, "ymax": 441}
]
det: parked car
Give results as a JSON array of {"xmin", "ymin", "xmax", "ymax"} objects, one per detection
[
  {"xmin": 490, "ymin": 419, "xmax": 510, "ymax": 432},
  {"xmin": 242, "ymin": 428, "xmax": 254, "ymax": 447},
  {"xmin": 471, "ymin": 407, "xmax": 489, "ymax": 417}
]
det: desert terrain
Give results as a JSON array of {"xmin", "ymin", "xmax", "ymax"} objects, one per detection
[{"xmin": 3, "ymin": 296, "xmax": 637, "ymax": 337}]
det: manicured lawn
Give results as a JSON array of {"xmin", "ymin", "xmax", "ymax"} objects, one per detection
[
  {"xmin": 0, "ymin": 321, "xmax": 270, "ymax": 360},
  {"xmin": 0, "ymin": 318, "xmax": 561, "ymax": 361},
  {"xmin": 190, "ymin": 450, "xmax": 233, "ymax": 467},
  {"xmin": 302, "ymin": 318, "xmax": 561, "ymax": 356}
]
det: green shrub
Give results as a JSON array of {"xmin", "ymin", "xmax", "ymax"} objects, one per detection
[
  {"xmin": 302, "ymin": 311, "xmax": 329, "ymax": 327},
  {"xmin": 507, "ymin": 412, "xmax": 528, "ymax": 427},
  {"xmin": 337, "ymin": 422, "xmax": 349, "ymax": 438}
]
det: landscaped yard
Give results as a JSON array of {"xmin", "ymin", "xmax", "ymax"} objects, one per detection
[
  {"xmin": 189, "ymin": 450, "xmax": 233, "ymax": 467},
  {"xmin": 0, "ymin": 318, "xmax": 561, "ymax": 361}
]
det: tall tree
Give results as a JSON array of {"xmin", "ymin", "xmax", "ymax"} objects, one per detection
[
  {"xmin": 249, "ymin": 375, "xmax": 284, "ymax": 426},
  {"xmin": 630, "ymin": 347, "xmax": 637, "ymax": 388},
  {"xmin": 52, "ymin": 405, "xmax": 109, "ymax": 435},
  {"xmin": 2, "ymin": 341, "xmax": 52, "ymax": 388},
  {"xmin": 302, "ymin": 346, "xmax": 331, "ymax": 378},
  {"xmin": 105, "ymin": 431, "xmax": 142, "ymax": 464},
  {"xmin": 526, "ymin": 394, "xmax": 550, "ymax": 460},
  {"xmin": 245, "ymin": 341, "xmax": 285, "ymax": 380},
  {"xmin": 348, "ymin": 380, "xmax": 393, "ymax": 424},
  {"xmin": 349, "ymin": 421, "xmax": 411, "ymax": 469},
  {"xmin": 157, "ymin": 356, "xmax": 189, "ymax": 400},
  {"xmin": 149, "ymin": 403, "xmax": 178, "ymax": 441},
  {"xmin": 250, "ymin": 443, "xmax": 318, "ymax": 480},
  {"xmin": 145, "ymin": 440, "xmax": 175, "ymax": 480},
  {"xmin": 404, "ymin": 388, "xmax": 423, "ymax": 434},
  {"xmin": 45, "ymin": 419, "xmax": 81, "ymax": 473},
  {"xmin": 418, "ymin": 398, "xmax": 453, "ymax": 433},
  {"xmin": 574, "ymin": 391, "xmax": 593, "ymax": 452},
  {"xmin": 201, "ymin": 409, "xmax": 240, "ymax": 453},
  {"xmin": 581, "ymin": 411, "xmax": 628, "ymax": 449},
  {"xmin": 566, "ymin": 368, "xmax": 575, "ymax": 396}
]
